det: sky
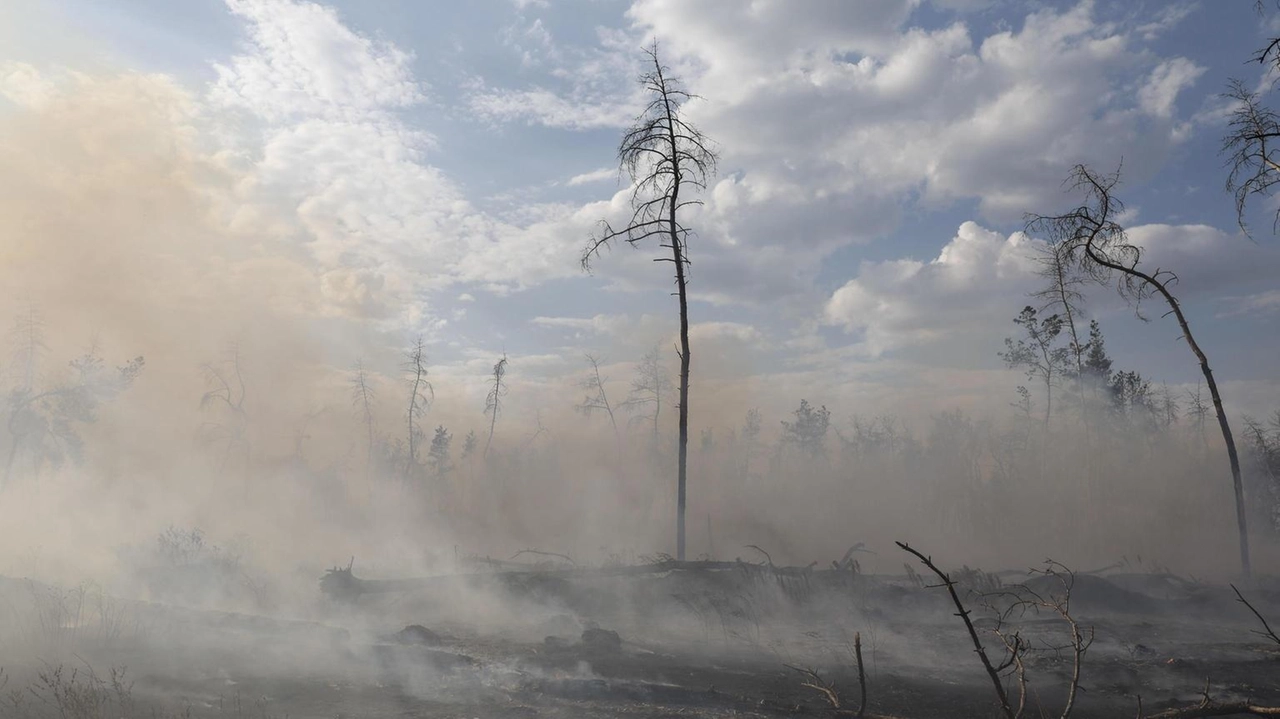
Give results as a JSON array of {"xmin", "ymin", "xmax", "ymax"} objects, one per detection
[{"xmin": 1, "ymin": 0, "xmax": 1278, "ymax": 428}]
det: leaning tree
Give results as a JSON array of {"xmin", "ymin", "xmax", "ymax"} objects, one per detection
[
  {"xmin": 1027, "ymin": 165, "xmax": 1251, "ymax": 576},
  {"xmin": 581, "ymin": 42, "xmax": 717, "ymax": 560}
]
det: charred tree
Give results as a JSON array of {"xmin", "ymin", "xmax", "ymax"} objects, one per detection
[
  {"xmin": 583, "ymin": 43, "xmax": 716, "ymax": 560},
  {"xmin": 403, "ymin": 336, "xmax": 433, "ymax": 481},
  {"xmin": 484, "ymin": 353, "xmax": 508, "ymax": 458},
  {"xmin": 1027, "ymin": 165, "xmax": 1251, "ymax": 576},
  {"xmin": 578, "ymin": 353, "xmax": 621, "ymax": 447},
  {"xmin": 581, "ymin": 42, "xmax": 717, "ymax": 559},
  {"xmin": 1223, "ymin": 3, "xmax": 1280, "ymax": 236}
]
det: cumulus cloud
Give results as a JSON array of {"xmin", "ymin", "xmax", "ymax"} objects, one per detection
[
  {"xmin": 824, "ymin": 222, "xmax": 1043, "ymax": 356},
  {"xmin": 823, "ymin": 219, "xmax": 1280, "ymax": 363},
  {"xmin": 468, "ymin": 0, "xmax": 1222, "ymax": 310},
  {"xmin": 211, "ymin": 0, "xmax": 425, "ymax": 122},
  {"xmin": 208, "ymin": 0, "xmax": 591, "ymax": 324}
]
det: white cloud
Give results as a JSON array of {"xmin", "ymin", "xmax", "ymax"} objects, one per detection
[
  {"xmin": 1135, "ymin": 1, "xmax": 1198, "ymax": 41},
  {"xmin": 689, "ymin": 321, "xmax": 761, "ymax": 343},
  {"xmin": 530, "ymin": 313, "xmax": 626, "ymax": 334},
  {"xmin": 475, "ymin": 1, "xmax": 1221, "ymax": 310},
  {"xmin": 1126, "ymin": 224, "xmax": 1280, "ymax": 296},
  {"xmin": 1138, "ymin": 57, "xmax": 1205, "ymax": 119},
  {"xmin": 1217, "ymin": 290, "xmax": 1280, "ymax": 318},
  {"xmin": 211, "ymin": 0, "xmax": 424, "ymax": 122},
  {"xmin": 567, "ymin": 167, "xmax": 619, "ymax": 186},
  {"xmin": 824, "ymin": 220, "xmax": 1280, "ymax": 362},
  {"xmin": 208, "ymin": 0, "xmax": 590, "ymax": 324},
  {"xmin": 824, "ymin": 222, "xmax": 1043, "ymax": 356},
  {"xmin": 467, "ymin": 82, "xmax": 638, "ymax": 130},
  {"xmin": 0, "ymin": 62, "xmax": 57, "ymax": 108}
]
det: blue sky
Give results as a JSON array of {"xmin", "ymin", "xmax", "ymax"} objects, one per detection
[{"xmin": 1, "ymin": 0, "xmax": 1278, "ymax": 426}]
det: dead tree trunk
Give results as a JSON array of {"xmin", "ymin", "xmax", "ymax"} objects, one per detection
[
  {"xmin": 1029, "ymin": 165, "xmax": 1250, "ymax": 576},
  {"xmin": 484, "ymin": 353, "xmax": 508, "ymax": 459},
  {"xmin": 580, "ymin": 42, "xmax": 717, "ymax": 561}
]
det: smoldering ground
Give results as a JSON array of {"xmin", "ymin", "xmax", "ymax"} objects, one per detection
[{"xmin": 0, "ymin": 67, "xmax": 1278, "ymax": 719}]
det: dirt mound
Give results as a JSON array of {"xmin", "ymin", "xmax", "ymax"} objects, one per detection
[
  {"xmin": 581, "ymin": 627, "xmax": 622, "ymax": 653},
  {"xmin": 394, "ymin": 624, "xmax": 442, "ymax": 646},
  {"xmin": 1024, "ymin": 573, "xmax": 1154, "ymax": 613}
]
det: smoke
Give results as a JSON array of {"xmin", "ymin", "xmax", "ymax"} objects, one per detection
[{"xmin": 0, "ymin": 53, "xmax": 1274, "ymax": 639}]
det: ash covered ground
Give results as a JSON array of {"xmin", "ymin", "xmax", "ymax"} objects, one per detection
[{"xmin": 2, "ymin": 549, "xmax": 1277, "ymax": 719}]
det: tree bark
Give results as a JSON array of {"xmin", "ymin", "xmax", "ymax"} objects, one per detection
[{"xmin": 662, "ymin": 73, "xmax": 691, "ymax": 562}]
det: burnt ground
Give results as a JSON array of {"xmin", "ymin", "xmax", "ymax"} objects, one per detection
[{"xmin": 1, "ymin": 564, "xmax": 1278, "ymax": 718}]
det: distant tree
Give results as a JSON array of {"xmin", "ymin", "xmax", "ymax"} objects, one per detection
[
  {"xmin": 577, "ymin": 353, "xmax": 620, "ymax": 443},
  {"xmin": 484, "ymin": 353, "xmax": 508, "ymax": 458},
  {"xmin": 521, "ymin": 409, "xmax": 549, "ymax": 452},
  {"xmin": 350, "ymin": 359, "xmax": 377, "ymax": 491},
  {"xmin": 1028, "ymin": 164, "xmax": 1252, "ymax": 576},
  {"xmin": 1012, "ymin": 385, "xmax": 1035, "ymax": 422},
  {"xmin": 998, "ymin": 306, "xmax": 1070, "ymax": 430},
  {"xmin": 741, "ymin": 407, "xmax": 762, "ymax": 477},
  {"xmin": 5, "ymin": 340, "xmax": 144, "ymax": 484},
  {"xmin": 403, "ymin": 336, "xmax": 433, "ymax": 480},
  {"xmin": 1241, "ymin": 412, "xmax": 1280, "ymax": 532},
  {"xmin": 699, "ymin": 427, "xmax": 714, "ymax": 452},
  {"xmin": 1186, "ymin": 381, "xmax": 1210, "ymax": 450},
  {"xmin": 462, "ymin": 430, "xmax": 477, "ymax": 462},
  {"xmin": 1106, "ymin": 370, "xmax": 1155, "ymax": 424},
  {"xmin": 199, "ymin": 344, "xmax": 249, "ymax": 472},
  {"xmin": 8, "ymin": 303, "xmax": 47, "ymax": 392},
  {"xmin": 460, "ymin": 429, "xmax": 478, "ymax": 503},
  {"xmin": 1080, "ymin": 319, "xmax": 1112, "ymax": 388},
  {"xmin": 1033, "ymin": 244, "xmax": 1093, "ymax": 421},
  {"xmin": 781, "ymin": 399, "xmax": 831, "ymax": 460},
  {"xmin": 427, "ymin": 425, "xmax": 453, "ymax": 480},
  {"xmin": 579, "ymin": 42, "xmax": 718, "ymax": 561},
  {"xmin": 621, "ymin": 347, "xmax": 673, "ymax": 444}
]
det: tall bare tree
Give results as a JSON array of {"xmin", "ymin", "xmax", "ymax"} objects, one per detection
[
  {"xmin": 577, "ymin": 353, "xmax": 620, "ymax": 443},
  {"xmin": 484, "ymin": 353, "xmax": 508, "ymax": 458},
  {"xmin": 580, "ymin": 43, "xmax": 717, "ymax": 559},
  {"xmin": 403, "ymin": 336, "xmax": 433, "ymax": 481},
  {"xmin": 1027, "ymin": 165, "xmax": 1251, "ymax": 576}
]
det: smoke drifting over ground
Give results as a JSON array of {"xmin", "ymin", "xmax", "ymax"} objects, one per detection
[
  {"xmin": 2, "ymin": 5, "xmax": 1280, "ymax": 718},
  {"xmin": 0, "ymin": 66, "xmax": 1276, "ymax": 590}
]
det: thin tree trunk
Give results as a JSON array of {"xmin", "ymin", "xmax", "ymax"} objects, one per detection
[
  {"xmin": 663, "ymin": 80, "xmax": 690, "ymax": 561},
  {"xmin": 1085, "ymin": 246, "xmax": 1250, "ymax": 576},
  {"xmin": 486, "ymin": 402, "xmax": 498, "ymax": 458}
]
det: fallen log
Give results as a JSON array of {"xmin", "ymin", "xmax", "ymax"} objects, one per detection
[{"xmin": 320, "ymin": 557, "xmax": 822, "ymax": 601}]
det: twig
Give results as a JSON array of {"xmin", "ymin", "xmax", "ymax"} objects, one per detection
[
  {"xmin": 1231, "ymin": 583, "xmax": 1280, "ymax": 646},
  {"xmin": 784, "ymin": 664, "xmax": 840, "ymax": 710},
  {"xmin": 510, "ymin": 549, "xmax": 576, "ymax": 565},
  {"xmin": 897, "ymin": 541, "xmax": 1015, "ymax": 719},
  {"xmin": 854, "ymin": 632, "xmax": 867, "ymax": 719},
  {"xmin": 745, "ymin": 544, "xmax": 774, "ymax": 567}
]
